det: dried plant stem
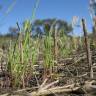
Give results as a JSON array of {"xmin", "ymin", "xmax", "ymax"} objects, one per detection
[{"xmin": 81, "ymin": 18, "xmax": 93, "ymax": 78}]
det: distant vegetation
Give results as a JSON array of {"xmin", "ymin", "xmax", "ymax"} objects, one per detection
[{"xmin": 0, "ymin": 18, "xmax": 73, "ymax": 47}]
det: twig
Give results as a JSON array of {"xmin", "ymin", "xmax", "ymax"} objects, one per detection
[
  {"xmin": 39, "ymin": 80, "xmax": 59, "ymax": 91},
  {"xmin": 39, "ymin": 78, "xmax": 48, "ymax": 89}
]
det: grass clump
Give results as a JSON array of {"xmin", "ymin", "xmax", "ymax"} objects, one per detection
[{"xmin": 8, "ymin": 20, "xmax": 39, "ymax": 88}]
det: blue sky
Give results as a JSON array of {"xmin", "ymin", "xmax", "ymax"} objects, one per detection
[{"xmin": 0, "ymin": 0, "xmax": 93, "ymax": 35}]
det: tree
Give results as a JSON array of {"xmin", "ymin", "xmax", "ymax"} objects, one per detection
[
  {"xmin": 32, "ymin": 18, "xmax": 73, "ymax": 37},
  {"xmin": 8, "ymin": 26, "xmax": 19, "ymax": 37}
]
